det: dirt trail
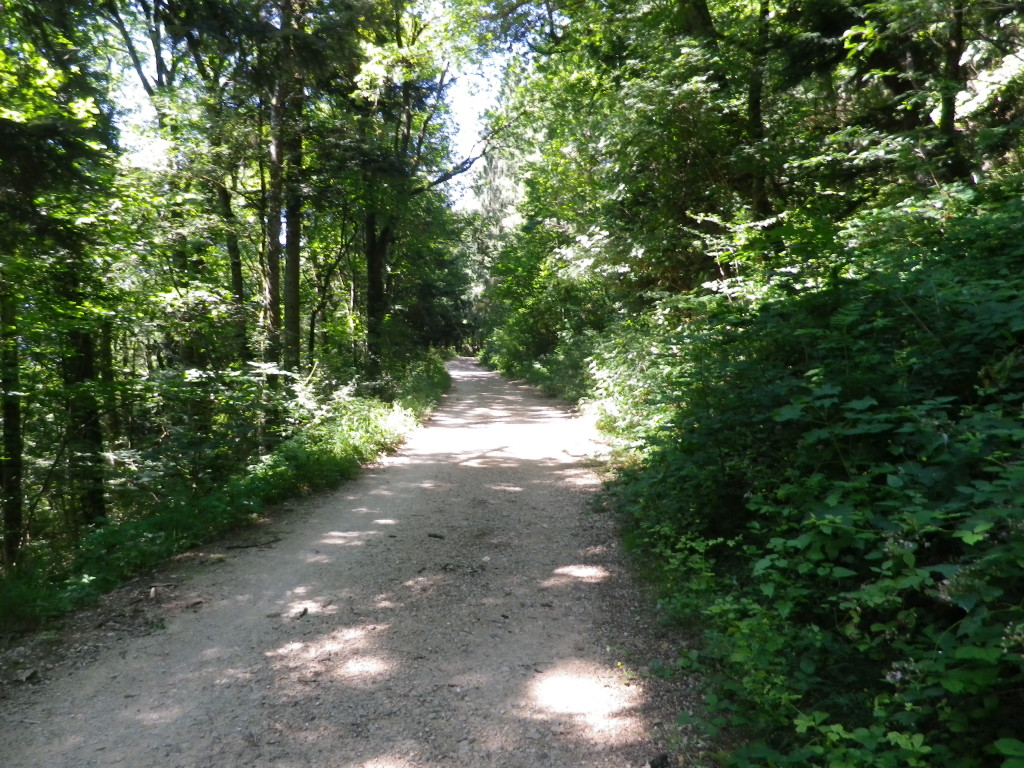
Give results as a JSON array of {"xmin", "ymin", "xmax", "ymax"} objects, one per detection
[{"xmin": 0, "ymin": 358, "xmax": 687, "ymax": 768}]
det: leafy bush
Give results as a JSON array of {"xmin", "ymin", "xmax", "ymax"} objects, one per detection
[
  {"xmin": 393, "ymin": 348, "xmax": 453, "ymax": 418},
  {"xmin": 472, "ymin": 214, "xmax": 615, "ymax": 400},
  {"xmin": 603, "ymin": 190, "xmax": 1024, "ymax": 766},
  {"xmin": 0, "ymin": 355, "xmax": 450, "ymax": 633}
]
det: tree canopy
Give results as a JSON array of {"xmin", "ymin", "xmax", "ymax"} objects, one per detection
[
  {"xmin": 471, "ymin": 1, "xmax": 1024, "ymax": 765},
  {"xmin": 4, "ymin": 1, "xmax": 1024, "ymax": 765},
  {"xmin": 0, "ymin": 0, "xmax": 478, "ymax": 594}
]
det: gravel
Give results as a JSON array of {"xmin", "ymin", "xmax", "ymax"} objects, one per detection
[{"xmin": 0, "ymin": 358, "xmax": 696, "ymax": 767}]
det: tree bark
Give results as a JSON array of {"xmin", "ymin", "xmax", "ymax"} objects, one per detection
[
  {"xmin": 64, "ymin": 328, "xmax": 106, "ymax": 527},
  {"xmin": 282, "ymin": 84, "xmax": 305, "ymax": 372},
  {"xmin": 264, "ymin": 83, "xmax": 285, "ymax": 366},
  {"xmin": 277, "ymin": 0, "xmax": 305, "ymax": 372},
  {"xmin": 216, "ymin": 181, "xmax": 248, "ymax": 358},
  {"xmin": 307, "ymin": 243, "xmax": 348, "ymax": 365},
  {"xmin": 747, "ymin": 0, "xmax": 773, "ymax": 220},
  {"xmin": 59, "ymin": 263, "xmax": 106, "ymax": 528},
  {"xmin": 938, "ymin": 3, "xmax": 969, "ymax": 180},
  {"xmin": 97, "ymin": 319, "xmax": 121, "ymax": 443},
  {"xmin": 679, "ymin": 0, "xmax": 718, "ymax": 39},
  {"xmin": 364, "ymin": 211, "xmax": 393, "ymax": 368},
  {"xmin": 0, "ymin": 273, "xmax": 23, "ymax": 569}
]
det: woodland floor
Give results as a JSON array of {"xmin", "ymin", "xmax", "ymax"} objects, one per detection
[{"xmin": 0, "ymin": 358, "xmax": 696, "ymax": 768}]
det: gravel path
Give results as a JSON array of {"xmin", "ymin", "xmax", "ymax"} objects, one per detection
[{"xmin": 0, "ymin": 358, "xmax": 688, "ymax": 767}]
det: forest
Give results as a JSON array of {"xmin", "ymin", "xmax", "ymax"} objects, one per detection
[{"xmin": 3, "ymin": 0, "xmax": 1024, "ymax": 766}]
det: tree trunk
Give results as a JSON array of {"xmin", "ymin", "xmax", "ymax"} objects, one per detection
[
  {"xmin": 282, "ymin": 88, "xmax": 304, "ymax": 372},
  {"xmin": 679, "ymin": 0, "xmax": 718, "ymax": 39},
  {"xmin": 217, "ymin": 181, "xmax": 249, "ymax": 360},
  {"xmin": 747, "ymin": 0, "xmax": 772, "ymax": 220},
  {"xmin": 264, "ymin": 83, "xmax": 285, "ymax": 366},
  {"xmin": 59, "ymin": 264, "xmax": 106, "ymax": 529},
  {"xmin": 938, "ymin": 3, "xmax": 969, "ymax": 180},
  {"xmin": 364, "ymin": 211, "xmax": 393, "ymax": 368},
  {"xmin": 280, "ymin": 0, "xmax": 305, "ymax": 373},
  {"xmin": 0, "ymin": 274, "xmax": 23, "ymax": 569},
  {"xmin": 97, "ymin": 319, "xmax": 121, "ymax": 442},
  {"xmin": 307, "ymin": 250, "xmax": 345, "ymax": 366}
]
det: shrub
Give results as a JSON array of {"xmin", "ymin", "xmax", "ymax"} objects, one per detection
[
  {"xmin": 605, "ymin": 190, "xmax": 1024, "ymax": 766},
  {"xmin": 0, "ymin": 355, "xmax": 450, "ymax": 633}
]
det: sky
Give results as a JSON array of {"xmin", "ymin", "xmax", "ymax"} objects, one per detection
[
  {"xmin": 446, "ymin": 58, "xmax": 505, "ymax": 208},
  {"xmin": 114, "ymin": 24, "xmax": 508, "ymax": 210}
]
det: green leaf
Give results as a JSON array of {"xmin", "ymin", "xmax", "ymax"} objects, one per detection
[
  {"xmin": 939, "ymin": 676, "xmax": 966, "ymax": 693},
  {"xmin": 995, "ymin": 739, "xmax": 1024, "ymax": 757},
  {"xmin": 954, "ymin": 520, "xmax": 995, "ymax": 545},
  {"xmin": 813, "ymin": 383, "xmax": 842, "ymax": 398},
  {"xmin": 774, "ymin": 403, "xmax": 805, "ymax": 421},
  {"xmin": 803, "ymin": 427, "xmax": 832, "ymax": 444},
  {"xmin": 845, "ymin": 396, "xmax": 878, "ymax": 411},
  {"xmin": 954, "ymin": 645, "xmax": 1002, "ymax": 662},
  {"xmin": 930, "ymin": 563, "xmax": 960, "ymax": 579}
]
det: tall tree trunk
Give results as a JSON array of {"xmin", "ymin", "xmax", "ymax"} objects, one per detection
[
  {"xmin": 0, "ymin": 273, "xmax": 23, "ymax": 569},
  {"xmin": 60, "ymin": 263, "xmax": 106, "ymax": 528},
  {"xmin": 265, "ymin": 84, "xmax": 285, "ymax": 366},
  {"xmin": 282, "ymin": 87, "xmax": 304, "ymax": 372},
  {"xmin": 216, "ymin": 181, "xmax": 248, "ymax": 359},
  {"xmin": 679, "ymin": 0, "xmax": 718, "ymax": 39},
  {"xmin": 938, "ymin": 3, "xmax": 968, "ymax": 180},
  {"xmin": 307, "ymin": 260, "xmax": 337, "ymax": 365},
  {"xmin": 259, "ymin": 98, "xmax": 286, "ymax": 451},
  {"xmin": 747, "ymin": 0, "xmax": 772, "ymax": 220},
  {"xmin": 65, "ymin": 329, "xmax": 106, "ymax": 527},
  {"xmin": 97, "ymin": 319, "xmax": 121, "ymax": 441},
  {"xmin": 349, "ymin": 249, "xmax": 359, "ymax": 371},
  {"xmin": 364, "ymin": 211, "xmax": 393, "ymax": 369},
  {"xmin": 281, "ymin": 0, "xmax": 305, "ymax": 373}
]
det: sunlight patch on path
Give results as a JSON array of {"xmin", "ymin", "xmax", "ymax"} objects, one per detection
[
  {"xmin": 528, "ymin": 660, "xmax": 643, "ymax": 743},
  {"xmin": 266, "ymin": 624, "xmax": 398, "ymax": 690},
  {"xmin": 349, "ymin": 756, "xmax": 422, "ymax": 768},
  {"xmin": 134, "ymin": 705, "xmax": 183, "ymax": 726},
  {"xmin": 539, "ymin": 564, "xmax": 612, "ymax": 589}
]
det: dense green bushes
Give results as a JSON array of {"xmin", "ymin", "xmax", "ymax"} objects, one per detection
[
  {"xmin": 595, "ymin": 192, "xmax": 1024, "ymax": 766},
  {"xmin": 470, "ymin": 1, "xmax": 1024, "ymax": 763},
  {"xmin": 0, "ymin": 351, "xmax": 449, "ymax": 634},
  {"xmin": 478, "ymin": 225, "xmax": 615, "ymax": 400},
  {"xmin": 481, "ymin": 187, "xmax": 1024, "ymax": 765}
]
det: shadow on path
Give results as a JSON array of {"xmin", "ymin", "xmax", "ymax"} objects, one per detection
[{"xmin": 0, "ymin": 359, "xmax": 671, "ymax": 768}]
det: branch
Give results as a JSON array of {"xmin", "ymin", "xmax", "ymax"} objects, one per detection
[
  {"xmin": 184, "ymin": 30, "xmax": 213, "ymax": 85},
  {"xmin": 414, "ymin": 154, "xmax": 479, "ymax": 195},
  {"xmin": 102, "ymin": 0, "xmax": 156, "ymax": 99},
  {"xmin": 413, "ymin": 64, "xmax": 451, "ymax": 166},
  {"xmin": 412, "ymin": 104, "xmax": 527, "ymax": 195}
]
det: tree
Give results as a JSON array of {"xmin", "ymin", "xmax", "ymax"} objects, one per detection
[
  {"xmin": 1, "ymin": 0, "xmax": 117, "ymax": 561},
  {"xmin": 0, "ymin": 0, "xmax": 481, "ymax": 588},
  {"xmin": 0, "ymin": 264, "xmax": 23, "ymax": 568},
  {"xmin": 342, "ymin": 0, "xmax": 478, "ymax": 367}
]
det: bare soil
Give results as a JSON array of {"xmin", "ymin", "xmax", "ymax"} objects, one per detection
[{"xmin": 0, "ymin": 358, "xmax": 695, "ymax": 768}]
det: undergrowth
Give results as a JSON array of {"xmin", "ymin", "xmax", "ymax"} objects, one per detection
[
  {"xmin": 0, "ymin": 350, "xmax": 450, "ymax": 634},
  {"xmin": 485, "ymin": 187, "xmax": 1024, "ymax": 766},
  {"xmin": 597, "ymin": 189, "xmax": 1024, "ymax": 767},
  {"xmin": 478, "ymin": 224, "xmax": 614, "ymax": 401}
]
